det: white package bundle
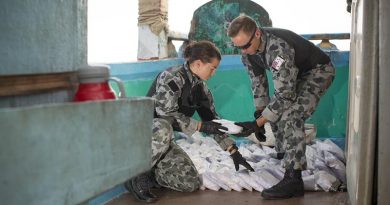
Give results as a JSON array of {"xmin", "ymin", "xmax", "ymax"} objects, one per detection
[
  {"xmin": 212, "ymin": 119, "xmax": 243, "ymax": 134},
  {"xmin": 237, "ymin": 170, "xmax": 263, "ymax": 192},
  {"xmin": 233, "ymin": 172, "xmax": 253, "ymax": 191},
  {"xmin": 205, "ymin": 172, "xmax": 231, "ymax": 191},
  {"xmin": 217, "ymin": 172, "xmax": 243, "ymax": 192},
  {"xmin": 314, "ymin": 170, "xmax": 341, "ymax": 192},
  {"xmin": 303, "ymin": 174, "xmax": 316, "ymax": 191},
  {"xmin": 201, "ymin": 173, "xmax": 220, "ymax": 191},
  {"xmin": 324, "ymin": 151, "xmax": 347, "ymax": 184},
  {"xmin": 251, "ymin": 170, "xmax": 279, "ymax": 189}
]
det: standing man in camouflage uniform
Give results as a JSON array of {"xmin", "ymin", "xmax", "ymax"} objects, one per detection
[
  {"xmin": 125, "ymin": 41, "xmax": 254, "ymax": 203},
  {"xmin": 227, "ymin": 15, "xmax": 335, "ymax": 199}
]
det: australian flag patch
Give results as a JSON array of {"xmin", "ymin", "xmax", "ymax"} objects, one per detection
[{"xmin": 271, "ymin": 56, "xmax": 285, "ymax": 71}]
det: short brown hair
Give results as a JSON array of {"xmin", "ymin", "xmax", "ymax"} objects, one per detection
[
  {"xmin": 184, "ymin": 40, "xmax": 221, "ymax": 64},
  {"xmin": 227, "ymin": 15, "xmax": 258, "ymax": 37}
]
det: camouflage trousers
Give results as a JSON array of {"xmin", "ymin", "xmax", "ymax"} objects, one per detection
[
  {"xmin": 151, "ymin": 118, "xmax": 200, "ymax": 192},
  {"xmin": 270, "ymin": 63, "xmax": 335, "ymax": 170}
]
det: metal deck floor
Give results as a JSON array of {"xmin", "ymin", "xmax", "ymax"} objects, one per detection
[{"xmin": 107, "ymin": 188, "xmax": 349, "ymax": 205}]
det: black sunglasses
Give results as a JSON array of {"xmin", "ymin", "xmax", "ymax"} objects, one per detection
[{"xmin": 234, "ymin": 29, "xmax": 256, "ymax": 50}]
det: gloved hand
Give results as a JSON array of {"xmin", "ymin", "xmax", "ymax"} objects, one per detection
[
  {"xmin": 234, "ymin": 120, "xmax": 267, "ymax": 141},
  {"xmin": 234, "ymin": 121, "xmax": 259, "ymax": 137},
  {"xmin": 254, "ymin": 126, "xmax": 266, "ymax": 142},
  {"xmin": 199, "ymin": 121, "xmax": 228, "ymax": 135},
  {"xmin": 229, "ymin": 144, "xmax": 254, "ymax": 171},
  {"xmin": 253, "ymin": 110, "xmax": 266, "ymax": 142}
]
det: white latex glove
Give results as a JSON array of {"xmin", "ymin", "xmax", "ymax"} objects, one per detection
[{"xmin": 212, "ymin": 119, "xmax": 243, "ymax": 134}]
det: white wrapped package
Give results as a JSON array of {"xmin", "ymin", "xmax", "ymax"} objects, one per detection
[
  {"xmin": 177, "ymin": 130, "xmax": 346, "ymax": 193},
  {"xmin": 302, "ymin": 170, "xmax": 313, "ymax": 177},
  {"xmin": 251, "ymin": 154, "xmax": 270, "ymax": 162},
  {"xmin": 246, "ymin": 144, "xmax": 264, "ymax": 153},
  {"xmin": 248, "ymin": 172, "xmax": 265, "ymax": 192},
  {"xmin": 314, "ymin": 158, "xmax": 333, "ymax": 174},
  {"xmin": 251, "ymin": 170, "xmax": 279, "ymax": 189},
  {"xmin": 262, "ymin": 145, "xmax": 277, "ymax": 155},
  {"xmin": 218, "ymin": 172, "xmax": 243, "ymax": 192},
  {"xmin": 212, "ymin": 119, "xmax": 243, "ymax": 134},
  {"xmin": 233, "ymin": 172, "xmax": 253, "ymax": 191},
  {"xmin": 324, "ymin": 151, "xmax": 347, "ymax": 184},
  {"xmin": 315, "ymin": 139, "xmax": 345, "ymax": 163},
  {"xmin": 314, "ymin": 170, "xmax": 341, "ymax": 192},
  {"xmin": 201, "ymin": 173, "xmax": 220, "ymax": 191},
  {"xmin": 237, "ymin": 145, "xmax": 253, "ymax": 160},
  {"xmin": 264, "ymin": 166, "xmax": 284, "ymax": 180},
  {"xmin": 237, "ymin": 170, "xmax": 263, "ymax": 192},
  {"xmin": 303, "ymin": 174, "xmax": 316, "ymax": 191},
  {"xmin": 205, "ymin": 172, "xmax": 231, "ymax": 191}
]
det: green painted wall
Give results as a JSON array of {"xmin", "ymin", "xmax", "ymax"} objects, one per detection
[
  {"xmin": 209, "ymin": 67, "xmax": 347, "ymax": 138},
  {"xmin": 306, "ymin": 66, "xmax": 349, "ymax": 138},
  {"xmin": 111, "ymin": 65, "xmax": 348, "ymax": 138}
]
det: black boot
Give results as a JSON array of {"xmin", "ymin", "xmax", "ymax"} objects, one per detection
[
  {"xmin": 147, "ymin": 170, "xmax": 161, "ymax": 189},
  {"xmin": 261, "ymin": 168, "xmax": 304, "ymax": 199},
  {"xmin": 124, "ymin": 172, "xmax": 158, "ymax": 203}
]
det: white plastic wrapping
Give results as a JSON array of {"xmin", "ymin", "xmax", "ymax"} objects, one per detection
[
  {"xmin": 176, "ymin": 131, "xmax": 346, "ymax": 193},
  {"xmin": 314, "ymin": 170, "xmax": 341, "ymax": 192},
  {"xmin": 212, "ymin": 119, "xmax": 243, "ymax": 134}
]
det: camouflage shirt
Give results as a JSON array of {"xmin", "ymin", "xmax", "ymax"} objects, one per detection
[
  {"xmin": 242, "ymin": 28, "xmax": 330, "ymax": 122},
  {"xmin": 151, "ymin": 63, "xmax": 218, "ymax": 135}
]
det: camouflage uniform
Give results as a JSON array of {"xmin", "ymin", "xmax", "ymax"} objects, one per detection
[
  {"xmin": 242, "ymin": 28, "xmax": 335, "ymax": 170},
  {"xmin": 147, "ymin": 63, "xmax": 235, "ymax": 191}
]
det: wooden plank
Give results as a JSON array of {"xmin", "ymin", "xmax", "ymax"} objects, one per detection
[{"xmin": 0, "ymin": 72, "xmax": 78, "ymax": 97}]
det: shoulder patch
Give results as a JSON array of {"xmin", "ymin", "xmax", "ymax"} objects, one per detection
[
  {"xmin": 168, "ymin": 80, "xmax": 179, "ymax": 92},
  {"xmin": 271, "ymin": 56, "xmax": 285, "ymax": 71}
]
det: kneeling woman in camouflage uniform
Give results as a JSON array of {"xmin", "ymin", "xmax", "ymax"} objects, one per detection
[{"xmin": 125, "ymin": 41, "xmax": 253, "ymax": 203}]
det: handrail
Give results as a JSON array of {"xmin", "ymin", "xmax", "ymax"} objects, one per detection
[
  {"xmin": 301, "ymin": 33, "xmax": 350, "ymax": 50},
  {"xmin": 300, "ymin": 33, "xmax": 350, "ymax": 40}
]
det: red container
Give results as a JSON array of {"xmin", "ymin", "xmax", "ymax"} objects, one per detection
[{"xmin": 74, "ymin": 65, "xmax": 126, "ymax": 102}]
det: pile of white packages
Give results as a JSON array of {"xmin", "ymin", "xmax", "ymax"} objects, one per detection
[{"xmin": 175, "ymin": 131, "xmax": 346, "ymax": 192}]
